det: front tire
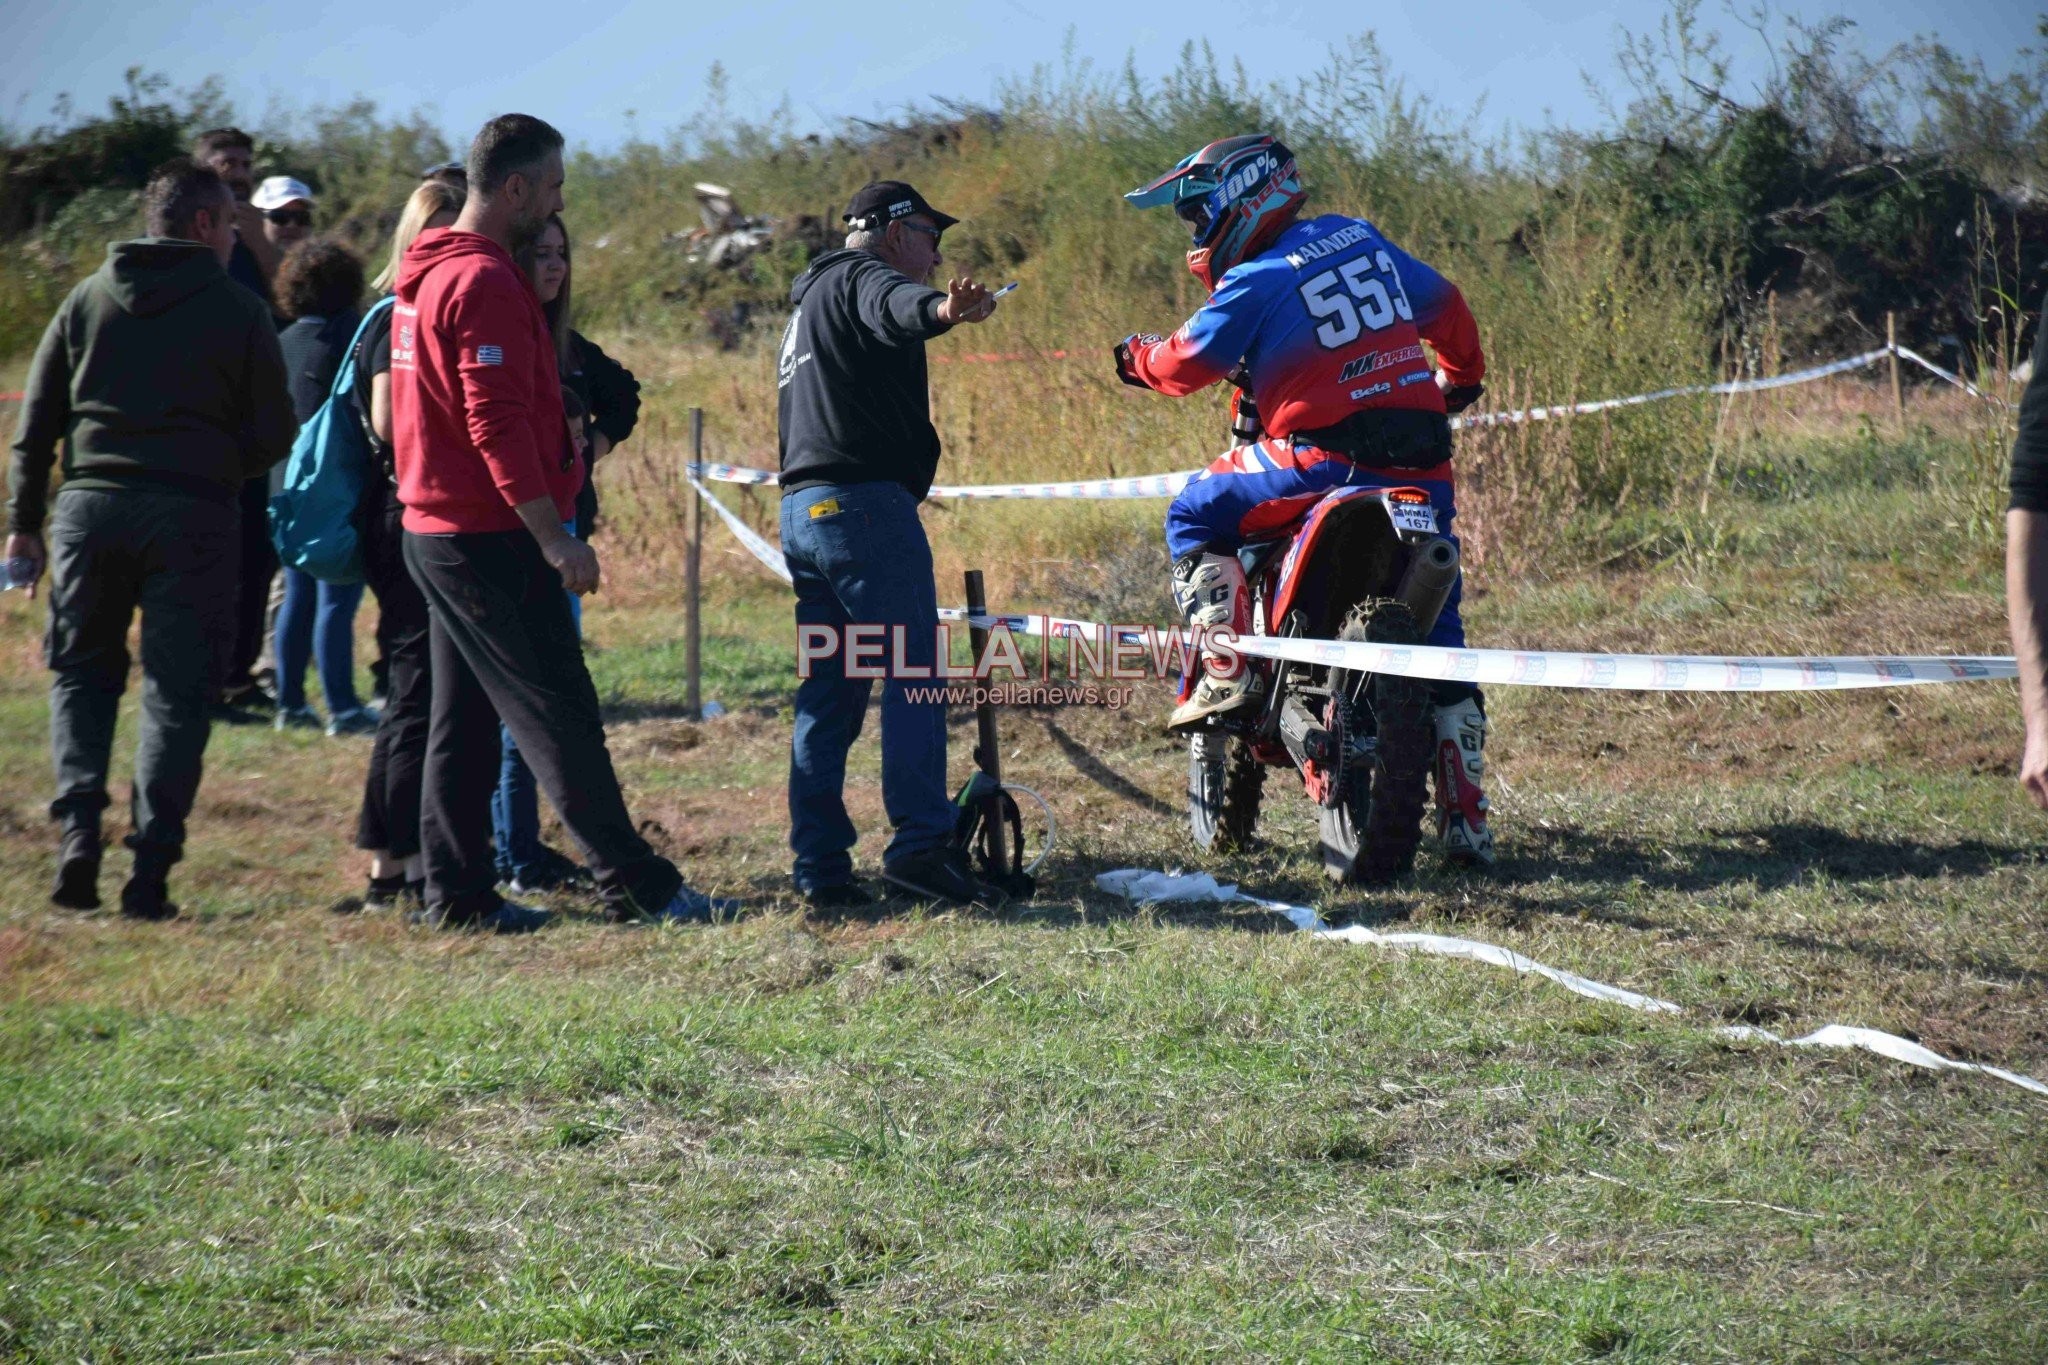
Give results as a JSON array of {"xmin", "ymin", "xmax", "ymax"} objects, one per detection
[
  {"xmin": 1189, "ymin": 730, "xmax": 1264, "ymax": 851},
  {"xmin": 1318, "ymin": 598, "xmax": 1432, "ymax": 883}
]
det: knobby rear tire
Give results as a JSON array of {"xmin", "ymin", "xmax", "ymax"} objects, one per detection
[
  {"xmin": 1188, "ymin": 731, "xmax": 1265, "ymax": 852},
  {"xmin": 1318, "ymin": 598, "xmax": 1433, "ymax": 884}
]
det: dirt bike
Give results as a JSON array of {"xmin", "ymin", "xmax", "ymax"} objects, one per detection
[{"xmin": 1184, "ymin": 378, "xmax": 1479, "ymax": 883}]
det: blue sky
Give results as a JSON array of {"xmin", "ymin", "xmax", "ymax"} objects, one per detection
[{"xmin": 2, "ymin": 0, "xmax": 2038, "ymax": 151}]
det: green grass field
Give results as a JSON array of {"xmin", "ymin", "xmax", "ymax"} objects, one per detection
[{"xmin": 2, "ymin": 399, "xmax": 2045, "ymax": 1361}]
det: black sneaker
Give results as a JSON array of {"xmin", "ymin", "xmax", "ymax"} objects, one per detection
[
  {"xmin": 346, "ymin": 873, "xmax": 423, "ymax": 913},
  {"xmin": 119, "ymin": 877, "xmax": 179, "ymax": 922},
  {"xmin": 52, "ymin": 828, "xmax": 101, "ymax": 911},
  {"xmin": 801, "ymin": 880, "xmax": 874, "ymax": 910},
  {"xmin": 880, "ymin": 846, "xmax": 1001, "ymax": 907},
  {"xmin": 505, "ymin": 843, "xmax": 593, "ymax": 894},
  {"xmin": 407, "ymin": 899, "xmax": 551, "ymax": 934}
]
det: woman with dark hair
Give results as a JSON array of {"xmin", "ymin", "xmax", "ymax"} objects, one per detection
[
  {"xmin": 492, "ymin": 212, "xmax": 643, "ymax": 892},
  {"xmin": 270, "ymin": 239, "xmax": 376, "ymax": 736}
]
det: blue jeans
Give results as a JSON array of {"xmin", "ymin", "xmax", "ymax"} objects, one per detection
[
  {"xmin": 274, "ymin": 568, "xmax": 365, "ymax": 711},
  {"xmin": 492, "ymin": 531, "xmax": 581, "ymax": 880},
  {"xmin": 780, "ymin": 481, "xmax": 952, "ymax": 890}
]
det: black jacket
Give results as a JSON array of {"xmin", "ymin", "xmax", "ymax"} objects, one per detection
[
  {"xmin": 8, "ymin": 238, "xmax": 294, "ymax": 534},
  {"xmin": 775, "ymin": 248, "xmax": 952, "ymax": 499},
  {"xmin": 2012, "ymin": 286, "xmax": 2048, "ymax": 513},
  {"xmin": 566, "ymin": 330, "xmax": 638, "ymax": 537},
  {"xmin": 273, "ymin": 310, "xmax": 362, "ymax": 495}
]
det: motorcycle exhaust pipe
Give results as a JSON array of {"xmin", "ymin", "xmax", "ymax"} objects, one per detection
[{"xmin": 1397, "ymin": 536, "xmax": 1460, "ymax": 640}]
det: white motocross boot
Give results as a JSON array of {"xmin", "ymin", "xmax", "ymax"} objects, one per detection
[
  {"xmin": 1167, "ymin": 551, "xmax": 1262, "ymax": 732},
  {"xmin": 1434, "ymin": 696, "xmax": 1495, "ymax": 865}
]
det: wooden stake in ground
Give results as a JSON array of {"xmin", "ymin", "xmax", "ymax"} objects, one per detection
[
  {"xmin": 1888, "ymin": 311, "xmax": 1904, "ymax": 423},
  {"xmin": 687, "ymin": 406, "xmax": 704, "ymax": 721}
]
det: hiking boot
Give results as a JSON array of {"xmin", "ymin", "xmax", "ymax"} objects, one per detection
[
  {"xmin": 51, "ymin": 825, "xmax": 101, "ymax": 911},
  {"xmin": 407, "ymin": 899, "xmax": 552, "ymax": 934},
  {"xmin": 325, "ymin": 706, "xmax": 380, "ymax": 737},
  {"xmin": 881, "ymin": 845, "xmax": 1000, "ymax": 907},
  {"xmin": 801, "ymin": 880, "xmax": 875, "ymax": 911}
]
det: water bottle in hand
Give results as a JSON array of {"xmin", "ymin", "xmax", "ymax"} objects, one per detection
[{"xmin": 4, "ymin": 556, "xmax": 39, "ymax": 592}]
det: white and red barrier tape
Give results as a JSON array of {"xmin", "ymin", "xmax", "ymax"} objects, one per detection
[
  {"xmin": 1096, "ymin": 869, "xmax": 2048, "ymax": 1098},
  {"xmin": 688, "ymin": 342, "xmax": 2012, "ymax": 500}
]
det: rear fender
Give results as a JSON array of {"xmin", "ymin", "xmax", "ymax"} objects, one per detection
[{"xmin": 1268, "ymin": 487, "xmax": 1417, "ymax": 630}]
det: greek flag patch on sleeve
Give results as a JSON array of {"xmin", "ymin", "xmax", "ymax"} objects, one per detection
[{"xmin": 476, "ymin": 345, "xmax": 504, "ymax": 365}]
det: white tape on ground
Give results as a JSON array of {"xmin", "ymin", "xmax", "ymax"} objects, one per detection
[{"xmin": 1095, "ymin": 869, "xmax": 2048, "ymax": 1098}]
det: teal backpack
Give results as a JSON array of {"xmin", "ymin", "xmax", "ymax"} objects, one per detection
[{"xmin": 269, "ymin": 297, "xmax": 394, "ymax": 584}]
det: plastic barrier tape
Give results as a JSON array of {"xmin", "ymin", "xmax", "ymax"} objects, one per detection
[
  {"xmin": 686, "ymin": 470, "xmax": 791, "ymax": 583},
  {"xmin": 943, "ymin": 611, "xmax": 2018, "ymax": 694},
  {"xmin": 1095, "ymin": 869, "xmax": 2048, "ymax": 1098},
  {"xmin": 687, "ymin": 343, "xmax": 2003, "ymax": 501},
  {"xmin": 686, "ymin": 486, "xmax": 2019, "ymax": 694}
]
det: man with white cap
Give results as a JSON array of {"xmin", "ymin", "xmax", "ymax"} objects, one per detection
[{"xmin": 252, "ymin": 176, "xmax": 316, "ymax": 255}]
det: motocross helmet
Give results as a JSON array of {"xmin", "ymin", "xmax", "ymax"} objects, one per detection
[{"xmin": 1125, "ymin": 134, "xmax": 1305, "ymax": 291}]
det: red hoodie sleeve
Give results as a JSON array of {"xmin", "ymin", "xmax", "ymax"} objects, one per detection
[
  {"xmin": 1420, "ymin": 283, "xmax": 1484, "ymax": 387},
  {"xmin": 445, "ymin": 274, "xmax": 554, "ymax": 510}
]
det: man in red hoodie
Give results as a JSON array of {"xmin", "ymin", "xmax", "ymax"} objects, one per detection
[{"xmin": 392, "ymin": 113, "xmax": 730, "ymax": 931}]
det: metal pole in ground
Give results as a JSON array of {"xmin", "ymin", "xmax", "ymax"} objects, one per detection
[
  {"xmin": 686, "ymin": 407, "xmax": 704, "ymax": 721},
  {"xmin": 1888, "ymin": 311, "xmax": 1904, "ymax": 424},
  {"xmin": 964, "ymin": 570, "xmax": 1004, "ymax": 793}
]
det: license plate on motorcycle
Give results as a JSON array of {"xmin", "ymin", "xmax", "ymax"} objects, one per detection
[{"xmin": 1384, "ymin": 488, "xmax": 1438, "ymax": 535}]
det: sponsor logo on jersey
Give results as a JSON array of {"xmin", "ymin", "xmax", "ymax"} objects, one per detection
[
  {"xmin": 1337, "ymin": 343, "xmax": 1425, "ymax": 383},
  {"xmin": 1398, "ymin": 369, "xmax": 1434, "ymax": 386},
  {"xmin": 1349, "ymin": 382, "xmax": 1391, "ymax": 400}
]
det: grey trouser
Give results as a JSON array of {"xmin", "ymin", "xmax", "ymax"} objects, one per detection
[{"xmin": 44, "ymin": 486, "xmax": 239, "ymax": 864}]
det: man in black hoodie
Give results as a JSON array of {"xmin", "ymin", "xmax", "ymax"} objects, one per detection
[
  {"xmin": 775, "ymin": 180, "xmax": 999, "ymax": 908},
  {"xmin": 5, "ymin": 159, "xmax": 296, "ymax": 920}
]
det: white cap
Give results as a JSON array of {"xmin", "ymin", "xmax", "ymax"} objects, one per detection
[{"xmin": 251, "ymin": 176, "xmax": 315, "ymax": 211}]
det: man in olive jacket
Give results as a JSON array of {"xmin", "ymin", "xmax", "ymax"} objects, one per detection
[{"xmin": 4, "ymin": 159, "xmax": 296, "ymax": 920}]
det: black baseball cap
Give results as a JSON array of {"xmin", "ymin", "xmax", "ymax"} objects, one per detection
[{"xmin": 843, "ymin": 180, "xmax": 959, "ymax": 232}]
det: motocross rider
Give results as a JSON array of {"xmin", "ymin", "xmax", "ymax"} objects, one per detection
[{"xmin": 1115, "ymin": 134, "xmax": 1495, "ymax": 864}]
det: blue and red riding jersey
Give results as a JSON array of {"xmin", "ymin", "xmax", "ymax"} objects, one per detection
[{"xmin": 1120, "ymin": 213, "xmax": 1483, "ymax": 437}]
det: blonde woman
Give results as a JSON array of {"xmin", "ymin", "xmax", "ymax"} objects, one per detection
[{"xmin": 347, "ymin": 176, "xmax": 463, "ymax": 912}]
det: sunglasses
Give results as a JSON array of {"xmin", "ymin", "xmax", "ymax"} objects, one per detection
[
  {"xmin": 265, "ymin": 209, "xmax": 312, "ymax": 227},
  {"xmin": 422, "ymin": 161, "xmax": 467, "ymax": 181},
  {"xmin": 899, "ymin": 221, "xmax": 943, "ymax": 243}
]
